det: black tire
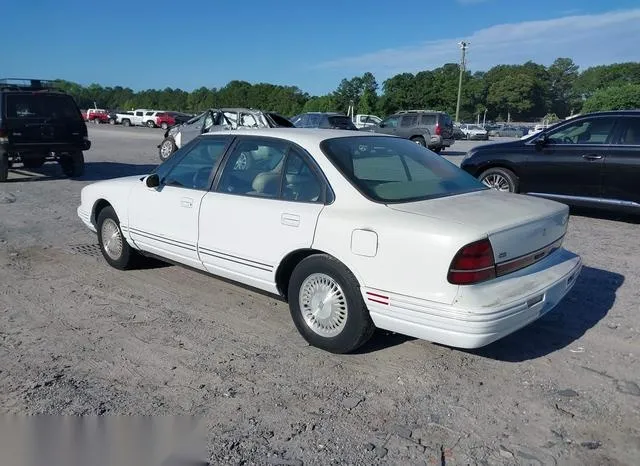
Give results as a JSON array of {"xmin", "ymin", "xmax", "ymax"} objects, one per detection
[
  {"xmin": 432, "ymin": 147, "xmax": 442, "ymax": 154},
  {"xmin": 96, "ymin": 206, "xmax": 138, "ymax": 270},
  {"xmin": 478, "ymin": 167, "xmax": 519, "ymax": 193},
  {"xmin": 161, "ymin": 122, "xmax": 169, "ymax": 130},
  {"xmin": 146, "ymin": 120, "xmax": 155, "ymax": 128},
  {"xmin": 109, "ymin": 118, "xmax": 116, "ymax": 125},
  {"xmin": 410, "ymin": 136, "xmax": 426, "ymax": 147},
  {"xmin": 122, "ymin": 119, "xmax": 131, "ymax": 127},
  {"xmin": 288, "ymin": 254, "xmax": 375, "ymax": 354},
  {"xmin": 0, "ymin": 153, "xmax": 8, "ymax": 182},
  {"xmin": 159, "ymin": 138, "xmax": 177, "ymax": 161},
  {"xmin": 59, "ymin": 151, "xmax": 85, "ymax": 178},
  {"xmin": 22, "ymin": 157, "xmax": 45, "ymax": 169}
]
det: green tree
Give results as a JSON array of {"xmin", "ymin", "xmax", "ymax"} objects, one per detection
[
  {"xmin": 303, "ymin": 95, "xmax": 335, "ymax": 112},
  {"xmin": 574, "ymin": 62, "xmax": 640, "ymax": 99},
  {"xmin": 581, "ymin": 84, "xmax": 640, "ymax": 112},
  {"xmin": 548, "ymin": 58, "xmax": 580, "ymax": 117}
]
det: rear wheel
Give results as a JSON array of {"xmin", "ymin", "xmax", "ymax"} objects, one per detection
[
  {"xmin": 22, "ymin": 157, "xmax": 46, "ymax": 169},
  {"xmin": 146, "ymin": 120, "xmax": 155, "ymax": 128},
  {"xmin": 59, "ymin": 151, "xmax": 85, "ymax": 178},
  {"xmin": 288, "ymin": 254, "xmax": 375, "ymax": 354},
  {"xmin": 0, "ymin": 153, "xmax": 8, "ymax": 182},
  {"xmin": 479, "ymin": 167, "xmax": 518, "ymax": 193},
  {"xmin": 432, "ymin": 147, "xmax": 442, "ymax": 154},
  {"xmin": 122, "ymin": 119, "xmax": 131, "ymax": 127},
  {"xmin": 159, "ymin": 138, "xmax": 177, "ymax": 161},
  {"xmin": 109, "ymin": 118, "xmax": 116, "ymax": 125},
  {"xmin": 410, "ymin": 136, "xmax": 426, "ymax": 147},
  {"xmin": 161, "ymin": 122, "xmax": 169, "ymax": 130},
  {"xmin": 97, "ymin": 206, "xmax": 138, "ymax": 270}
]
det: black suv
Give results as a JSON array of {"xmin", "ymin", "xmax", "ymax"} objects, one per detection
[
  {"xmin": 0, "ymin": 78, "xmax": 90, "ymax": 182},
  {"xmin": 290, "ymin": 112, "xmax": 357, "ymax": 130}
]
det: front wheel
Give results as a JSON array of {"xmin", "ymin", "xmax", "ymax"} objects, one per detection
[
  {"xmin": 159, "ymin": 138, "xmax": 177, "ymax": 161},
  {"xmin": 479, "ymin": 167, "xmax": 518, "ymax": 192},
  {"xmin": 288, "ymin": 254, "xmax": 375, "ymax": 354},
  {"xmin": 97, "ymin": 206, "xmax": 138, "ymax": 270},
  {"xmin": 59, "ymin": 151, "xmax": 85, "ymax": 178}
]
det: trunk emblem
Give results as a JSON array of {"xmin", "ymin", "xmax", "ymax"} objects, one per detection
[{"xmin": 498, "ymin": 252, "xmax": 507, "ymax": 259}]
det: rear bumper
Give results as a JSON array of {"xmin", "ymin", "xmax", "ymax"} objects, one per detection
[
  {"xmin": 364, "ymin": 248, "xmax": 582, "ymax": 349},
  {"xmin": 429, "ymin": 136, "xmax": 454, "ymax": 148}
]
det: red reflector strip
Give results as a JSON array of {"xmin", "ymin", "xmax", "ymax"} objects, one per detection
[
  {"xmin": 496, "ymin": 237, "xmax": 563, "ymax": 277},
  {"xmin": 366, "ymin": 291, "xmax": 389, "ymax": 305}
]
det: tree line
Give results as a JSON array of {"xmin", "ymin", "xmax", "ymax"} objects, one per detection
[{"xmin": 55, "ymin": 58, "xmax": 640, "ymax": 122}]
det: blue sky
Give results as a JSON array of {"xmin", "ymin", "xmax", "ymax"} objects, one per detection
[{"xmin": 4, "ymin": 0, "xmax": 640, "ymax": 95}]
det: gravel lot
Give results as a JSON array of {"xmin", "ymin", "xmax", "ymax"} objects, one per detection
[{"xmin": 1, "ymin": 125, "xmax": 639, "ymax": 465}]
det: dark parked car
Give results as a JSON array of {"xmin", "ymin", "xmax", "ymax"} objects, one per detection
[
  {"xmin": 460, "ymin": 110, "xmax": 640, "ymax": 213},
  {"xmin": 290, "ymin": 112, "xmax": 357, "ymax": 130},
  {"xmin": 362, "ymin": 110, "xmax": 455, "ymax": 153},
  {"xmin": 0, "ymin": 78, "xmax": 90, "ymax": 181}
]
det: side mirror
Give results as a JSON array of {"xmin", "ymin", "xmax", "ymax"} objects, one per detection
[
  {"xmin": 146, "ymin": 173, "xmax": 160, "ymax": 188},
  {"xmin": 535, "ymin": 134, "xmax": 548, "ymax": 149},
  {"xmin": 379, "ymin": 123, "xmax": 386, "ymax": 128}
]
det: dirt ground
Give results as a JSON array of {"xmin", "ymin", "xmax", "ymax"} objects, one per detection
[{"xmin": 1, "ymin": 125, "xmax": 639, "ymax": 465}]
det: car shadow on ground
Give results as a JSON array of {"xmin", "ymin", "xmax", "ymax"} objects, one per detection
[
  {"xmin": 6, "ymin": 162, "xmax": 158, "ymax": 183},
  {"xmin": 352, "ymin": 330, "xmax": 416, "ymax": 354},
  {"xmin": 570, "ymin": 207, "xmax": 640, "ymax": 224},
  {"xmin": 469, "ymin": 265, "xmax": 624, "ymax": 362}
]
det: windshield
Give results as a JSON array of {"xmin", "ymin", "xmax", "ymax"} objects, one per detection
[
  {"xmin": 468, "ymin": 125, "xmax": 483, "ymax": 130},
  {"xmin": 320, "ymin": 136, "xmax": 487, "ymax": 203}
]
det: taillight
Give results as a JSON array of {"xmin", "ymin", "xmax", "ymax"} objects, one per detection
[
  {"xmin": 448, "ymin": 239, "xmax": 496, "ymax": 285},
  {"xmin": 0, "ymin": 128, "xmax": 8, "ymax": 142},
  {"xmin": 435, "ymin": 123, "xmax": 442, "ymax": 136}
]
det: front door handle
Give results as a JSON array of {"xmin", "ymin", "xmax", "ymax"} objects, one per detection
[
  {"xmin": 281, "ymin": 213, "xmax": 300, "ymax": 227},
  {"xmin": 180, "ymin": 197, "xmax": 193, "ymax": 208},
  {"xmin": 582, "ymin": 154, "xmax": 603, "ymax": 161}
]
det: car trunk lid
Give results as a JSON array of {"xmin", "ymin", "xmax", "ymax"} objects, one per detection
[{"xmin": 387, "ymin": 189, "xmax": 569, "ymax": 265}]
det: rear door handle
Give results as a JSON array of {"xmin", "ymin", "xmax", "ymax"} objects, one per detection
[
  {"xmin": 582, "ymin": 154, "xmax": 603, "ymax": 160},
  {"xmin": 180, "ymin": 197, "xmax": 193, "ymax": 208},
  {"xmin": 281, "ymin": 213, "xmax": 300, "ymax": 227}
]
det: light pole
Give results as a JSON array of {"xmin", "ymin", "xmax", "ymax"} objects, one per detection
[{"xmin": 455, "ymin": 41, "xmax": 468, "ymax": 124}]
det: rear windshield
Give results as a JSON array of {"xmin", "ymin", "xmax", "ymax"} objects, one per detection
[
  {"xmin": 320, "ymin": 136, "xmax": 486, "ymax": 203},
  {"xmin": 5, "ymin": 93, "xmax": 81, "ymax": 120},
  {"xmin": 327, "ymin": 116, "xmax": 356, "ymax": 130}
]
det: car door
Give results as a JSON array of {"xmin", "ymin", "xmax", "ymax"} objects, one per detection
[
  {"xmin": 375, "ymin": 115, "xmax": 401, "ymax": 135},
  {"xmin": 197, "ymin": 137, "xmax": 327, "ymax": 292},
  {"xmin": 178, "ymin": 112, "xmax": 208, "ymax": 147},
  {"xmin": 398, "ymin": 114, "xmax": 418, "ymax": 139},
  {"xmin": 127, "ymin": 136, "xmax": 232, "ymax": 269},
  {"xmin": 521, "ymin": 116, "xmax": 617, "ymax": 198},
  {"xmin": 603, "ymin": 115, "xmax": 640, "ymax": 206}
]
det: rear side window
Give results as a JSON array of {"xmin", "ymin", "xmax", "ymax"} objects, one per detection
[
  {"xmin": 5, "ymin": 94, "xmax": 80, "ymax": 119},
  {"xmin": 420, "ymin": 114, "xmax": 436, "ymax": 126},
  {"xmin": 327, "ymin": 116, "xmax": 356, "ymax": 130},
  {"xmin": 401, "ymin": 115, "xmax": 418, "ymax": 127},
  {"xmin": 615, "ymin": 117, "xmax": 640, "ymax": 145},
  {"xmin": 307, "ymin": 114, "xmax": 322, "ymax": 127}
]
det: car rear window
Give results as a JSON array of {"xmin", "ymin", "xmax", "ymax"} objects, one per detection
[
  {"xmin": 327, "ymin": 116, "xmax": 356, "ymax": 130},
  {"xmin": 438, "ymin": 113, "xmax": 453, "ymax": 126},
  {"xmin": 5, "ymin": 94, "xmax": 81, "ymax": 120},
  {"xmin": 320, "ymin": 136, "xmax": 486, "ymax": 203}
]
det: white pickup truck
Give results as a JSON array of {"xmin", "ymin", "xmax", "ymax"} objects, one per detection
[
  {"xmin": 116, "ymin": 109, "xmax": 164, "ymax": 127},
  {"xmin": 352, "ymin": 114, "xmax": 382, "ymax": 129}
]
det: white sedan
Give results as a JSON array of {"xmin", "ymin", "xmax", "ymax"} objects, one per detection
[{"xmin": 77, "ymin": 128, "xmax": 582, "ymax": 353}]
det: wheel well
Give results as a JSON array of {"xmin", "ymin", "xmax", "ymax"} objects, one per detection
[
  {"xmin": 475, "ymin": 163, "xmax": 518, "ymax": 178},
  {"xmin": 275, "ymin": 249, "xmax": 325, "ymax": 301},
  {"xmin": 92, "ymin": 199, "xmax": 112, "ymax": 226}
]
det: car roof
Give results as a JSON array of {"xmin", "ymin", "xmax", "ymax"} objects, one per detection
[{"xmin": 200, "ymin": 128, "xmax": 385, "ymax": 145}]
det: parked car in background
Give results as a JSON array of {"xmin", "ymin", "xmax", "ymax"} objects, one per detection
[
  {"xmin": 84, "ymin": 108, "xmax": 109, "ymax": 124},
  {"xmin": 78, "ymin": 128, "xmax": 581, "ymax": 353},
  {"xmin": 158, "ymin": 107, "xmax": 295, "ymax": 160},
  {"xmin": 490, "ymin": 125, "xmax": 525, "ymax": 138},
  {"xmin": 141, "ymin": 110, "xmax": 166, "ymax": 128},
  {"xmin": 459, "ymin": 124, "xmax": 489, "ymax": 140},
  {"xmin": 452, "ymin": 125, "xmax": 466, "ymax": 140},
  {"xmin": 115, "ymin": 109, "xmax": 152, "ymax": 127},
  {"xmin": 291, "ymin": 112, "xmax": 357, "ymax": 130},
  {"xmin": 155, "ymin": 111, "xmax": 192, "ymax": 130},
  {"xmin": 362, "ymin": 110, "xmax": 454, "ymax": 153},
  {"xmin": 1, "ymin": 78, "xmax": 90, "ymax": 181},
  {"xmin": 352, "ymin": 114, "xmax": 382, "ymax": 129},
  {"xmin": 460, "ymin": 110, "xmax": 640, "ymax": 214}
]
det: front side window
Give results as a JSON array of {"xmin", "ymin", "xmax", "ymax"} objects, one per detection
[
  {"xmin": 320, "ymin": 136, "xmax": 486, "ymax": 203},
  {"xmin": 161, "ymin": 137, "xmax": 230, "ymax": 190},
  {"xmin": 400, "ymin": 115, "xmax": 418, "ymax": 128},
  {"xmin": 307, "ymin": 114, "xmax": 322, "ymax": 127},
  {"xmin": 217, "ymin": 139, "xmax": 288, "ymax": 198},
  {"xmin": 547, "ymin": 117, "xmax": 616, "ymax": 145},
  {"xmin": 381, "ymin": 116, "xmax": 400, "ymax": 128}
]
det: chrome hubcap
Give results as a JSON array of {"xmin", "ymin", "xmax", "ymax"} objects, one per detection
[
  {"xmin": 299, "ymin": 273, "xmax": 348, "ymax": 337},
  {"xmin": 161, "ymin": 142, "xmax": 173, "ymax": 158},
  {"xmin": 482, "ymin": 174, "xmax": 511, "ymax": 192},
  {"xmin": 101, "ymin": 218, "xmax": 123, "ymax": 260}
]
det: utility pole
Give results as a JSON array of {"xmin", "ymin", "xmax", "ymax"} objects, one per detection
[{"xmin": 455, "ymin": 41, "xmax": 468, "ymax": 124}]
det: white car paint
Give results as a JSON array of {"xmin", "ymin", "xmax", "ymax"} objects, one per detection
[{"xmin": 78, "ymin": 128, "xmax": 582, "ymax": 350}]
